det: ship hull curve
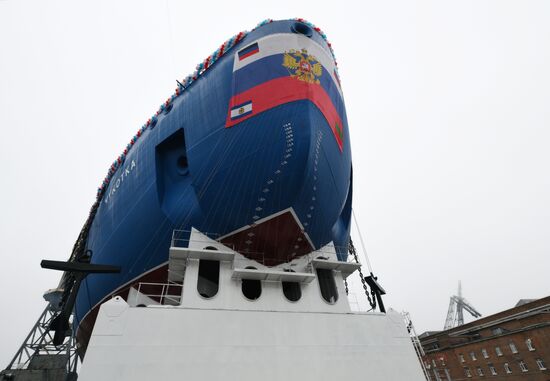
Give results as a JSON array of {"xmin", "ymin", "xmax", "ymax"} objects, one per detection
[{"xmin": 75, "ymin": 19, "xmax": 353, "ymax": 354}]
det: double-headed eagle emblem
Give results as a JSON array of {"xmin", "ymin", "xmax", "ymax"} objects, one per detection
[{"xmin": 283, "ymin": 49, "xmax": 322, "ymax": 84}]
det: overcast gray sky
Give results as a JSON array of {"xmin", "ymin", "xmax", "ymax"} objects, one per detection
[{"xmin": 1, "ymin": 0, "xmax": 549, "ymax": 367}]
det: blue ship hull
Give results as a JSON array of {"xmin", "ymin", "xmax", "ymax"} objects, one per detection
[{"xmin": 75, "ymin": 19, "xmax": 352, "ymax": 352}]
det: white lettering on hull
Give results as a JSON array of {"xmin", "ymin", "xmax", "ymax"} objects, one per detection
[{"xmin": 104, "ymin": 159, "xmax": 137, "ymax": 204}]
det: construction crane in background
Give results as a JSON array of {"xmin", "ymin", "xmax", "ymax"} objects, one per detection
[{"xmin": 444, "ymin": 281, "xmax": 481, "ymax": 330}]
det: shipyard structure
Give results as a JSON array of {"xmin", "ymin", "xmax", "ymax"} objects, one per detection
[{"xmin": 419, "ymin": 296, "xmax": 550, "ymax": 380}]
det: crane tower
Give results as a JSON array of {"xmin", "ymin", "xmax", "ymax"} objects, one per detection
[{"xmin": 444, "ymin": 281, "xmax": 481, "ymax": 330}]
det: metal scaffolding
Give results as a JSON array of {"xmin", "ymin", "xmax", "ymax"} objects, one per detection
[{"xmin": 0, "ymin": 302, "xmax": 78, "ymax": 381}]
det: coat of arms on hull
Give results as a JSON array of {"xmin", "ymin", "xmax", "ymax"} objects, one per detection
[{"xmin": 283, "ymin": 49, "xmax": 323, "ymax": 84}]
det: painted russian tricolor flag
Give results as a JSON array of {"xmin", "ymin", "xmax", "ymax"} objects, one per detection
[
  {"xmin": 225, "ymin": 33, "xmax": 346, "ymax": 151},
  {"xmin": 238, "ymin": 42, "xmax": 259, "ymax": 61}
]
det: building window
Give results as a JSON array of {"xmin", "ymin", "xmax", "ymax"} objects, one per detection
[
  {"xmin": 432, "ymin": 359, "xmax": 437, "ymax": 368},
  {"xmin": 316, "ymin": 268, "xmax": 338, "ymax": 304},
  {"xmin": 476, "ymin": 367, "xmax": 484, "ymax": 376},
  {"xmin": 495, "ymin": 346, "xmax": 503, "ymax": 356},
  {"xmin": 536, "ymin": 358, "xmax": 547, "ymax": 370},
  {"xmin": 518, "ymin": 360, "xmax": 528, "ymax": 372},
  {"xmin": 464, "ymin": 367, "xmax": 472, "ymax": 378},
  {"xmin": 509, "ymin": 341, "xmax": 518, "ymax": 354},
  {"xmin": 197, "ymin": 259, "xmax": 220, "ymax": 298},
  {"xmin": 470, "ymin": 351, "xmax": 477, "ymax": 361},
  {"xmin": 525, "ymin": 338, "xmax": 535, "ymax": 351},
  {"xmin": 504, "ymin": 363, "xmax": 512, "ymax": 374},
  {"xmin": 488, "ymin": 364, "xmax": 497, "ymax": 376},
  {"xmin": 241, "ymin": 267, "xmax": 262, "ymax": 300},
  {"xmin": 459, "ymin": 354, "xmax": 465, "ymax": 363},
  {"xmin": 482, "ymin": 348, "xmax": 489, "ymax": 358},
  {"xmin": 492, "ymin": 327, "xmax": 503, "ymax": 335}
]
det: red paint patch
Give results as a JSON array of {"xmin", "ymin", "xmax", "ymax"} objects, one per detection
[{"xmin": 221, "ymin": 211, "xmax": 313, "ymax": 266}]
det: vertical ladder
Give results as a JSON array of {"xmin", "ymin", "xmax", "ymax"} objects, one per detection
[{"xmin": 403, "ymin": 312, "xmax": 431, "ymax": 381}]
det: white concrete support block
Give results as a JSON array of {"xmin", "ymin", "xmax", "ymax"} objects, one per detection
[{"xmin": 79, "ymin": 297, "xmax": 425, "ymax": 381}]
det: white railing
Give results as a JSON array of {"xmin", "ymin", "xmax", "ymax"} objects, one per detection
[
  {"xmin": 171, "ymin": 229, "xmax": 225, "ymax": 248},
  {"xmin": 170, "ymin": 229, "xmax": 352, "ymax": 265},
  {"xmin": 134, "ymin": 281, "xmax": 183, "ymax": 306}
]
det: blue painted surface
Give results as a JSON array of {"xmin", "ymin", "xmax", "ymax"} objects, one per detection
[{"xmin": 75, "ymin": 20, "xmax": 353, "ymax": 331}]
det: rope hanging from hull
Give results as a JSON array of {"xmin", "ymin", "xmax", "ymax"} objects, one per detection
[{"xmin": 349, "ymin": 238, "xmax": 377, "ymax": 310}]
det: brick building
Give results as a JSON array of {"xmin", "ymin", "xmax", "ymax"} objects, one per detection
[{"xmin": 419, "ymin": 296, "xmax": 550, "ymax": 380}]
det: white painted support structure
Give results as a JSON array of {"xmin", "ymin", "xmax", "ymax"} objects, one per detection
[
  {"xmin": 231, "ymin": 267, "xmax": 315, "ymax": 283},
  {"xmin": 79, "ymin": 228, "xmax": 425, "ymax": 381},
  {"xmin": 311, "ymin": 258, "xmax": 362, "ymax": 278}
]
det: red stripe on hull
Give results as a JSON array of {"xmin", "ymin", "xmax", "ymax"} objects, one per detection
[
  {"xmin": 225, "ymin": 77, "xmax": 343, "ymax": 151},
  {"xmin": 76, "ymin": 264, "xmax": 170, "ymax": 358}
]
